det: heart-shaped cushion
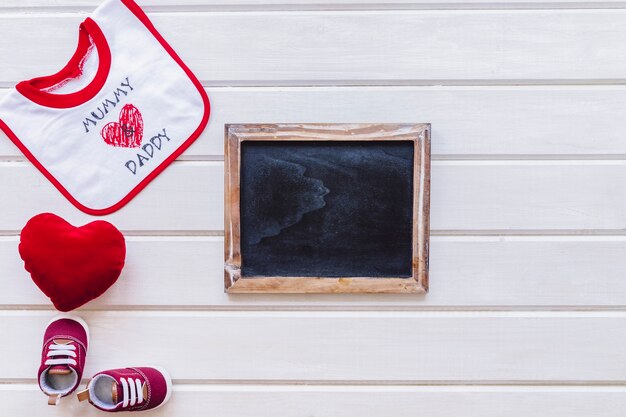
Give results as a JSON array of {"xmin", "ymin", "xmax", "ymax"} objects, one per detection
[
  {"xmin": 19, "ymin": 213, "xmax": 126, "ymax": 311},
  {"xmin": 101, "ymin": 103, "xmax": 144, "ymax": 148}
]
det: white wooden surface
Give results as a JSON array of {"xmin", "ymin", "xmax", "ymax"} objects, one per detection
[{"xmin": 0, "ymin": 0, "xmax": 625, "ymax": 416}]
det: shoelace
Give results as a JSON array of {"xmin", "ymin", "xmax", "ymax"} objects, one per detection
[
  {"xmin": 45, "ymin": 342, "xmax": 77, "ymax": 366},
  {"xmin": 120, "ymin": 377, "xmax": 144, "ymax": 408}
]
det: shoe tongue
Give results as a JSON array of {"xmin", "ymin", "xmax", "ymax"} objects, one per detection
[
  {"xmin": 112, "ymin": 379, "xmax": 120, "ymax": 404},
  {"xmin": 47, "ymin": 339, "xmax": 73, "ymax": 375},
  {"xmin": 48, "ymin": 365, "xmax": 71, "ymax": 375}
]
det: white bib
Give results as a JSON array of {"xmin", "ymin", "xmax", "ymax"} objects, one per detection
[{"xmin": 0, "ymin": 0, "xmax": 210, "ymax": 215}]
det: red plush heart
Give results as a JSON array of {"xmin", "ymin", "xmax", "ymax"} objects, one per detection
[
  {"xmin": 101, "ymin": 103, "xmax": 144, "ymax": 148},
  {"xmin": 19, "ymin": 213, "xmax": 126, "ymax": 311}
]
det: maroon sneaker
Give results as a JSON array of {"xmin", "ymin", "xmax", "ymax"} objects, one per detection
[
  {"xmin": 38, "ymin": 315, "xmax": 89, "ymax": 405},
  {"xmin": 77, "ymin": 366, "xmax": 172, "ymax": 412}
]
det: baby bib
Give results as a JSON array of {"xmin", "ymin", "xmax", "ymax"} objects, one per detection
[{"xmin": 0, "ymin": 0, "xmax": 210, "ymax": 215}]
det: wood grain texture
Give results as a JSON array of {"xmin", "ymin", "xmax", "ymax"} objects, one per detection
[
  {"xmin": 0, "ymin": 162, "xmax": 221, "ymax": 232},
  {"xmin": 3, "ymin": 236, "xmax": 626, "ymax": 308},
  {"xmin": 5, "ymin": 86, "xmax": 626, "ymax": 158},
  {"xmin": 3, "ymin": 311, "xmax": 626, "ymax": 382},
  {"xmin": 0, "ymin": 0, "xmax": 624, "ymax": 414},
  {"xmin": 1, "ymin": 11, "xmax": 626, "ymax": 84},
  {"xmin": 225, "ymin": 124, "xmax": 430, "ymax": 293},
  {"xmin": 2, "ymin": 161, "xmax": 626, "ymax": 232},
  {"xmin": 3, "ymin": 384, "xmax": 626, "ymax": 417}
]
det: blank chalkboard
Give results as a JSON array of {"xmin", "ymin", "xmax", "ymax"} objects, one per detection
[
  {"xmin": 224, "ymin": 124, "xmax": 430, "ymax": 293},
  {"xmin": 240, "ymin": 140, "xmax": 414, "ymax": 278}
]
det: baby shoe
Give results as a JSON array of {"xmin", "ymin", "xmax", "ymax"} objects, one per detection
[
  {"xmin": 38, "ymin": 315, "xmax": 89, "ymax": 405},
  {"xmin": 77, "ymin": 366, "xmax": 172, "ymax": 412}
]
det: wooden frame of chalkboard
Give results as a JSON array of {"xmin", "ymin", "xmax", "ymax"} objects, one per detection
[{"xmin": 224, "ymin": 123, "xmax": 430, "ymax": 293}]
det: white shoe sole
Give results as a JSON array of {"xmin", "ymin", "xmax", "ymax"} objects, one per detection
[
  {"xmin": 150, "ymin": 366, "xmax": 173, "ymax": 409},
  {"xmin": 47, "ymin": 314, "xmax": 90, "ymax": 346}
]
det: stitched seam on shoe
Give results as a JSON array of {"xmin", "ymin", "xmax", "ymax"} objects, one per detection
[
  {"xmin": 130, "ymin": 368, "xmax": 151, "ymax": 410},
  {"xmin": 43, "ymin": 335, "xmax": 87, "ymax": 352}
]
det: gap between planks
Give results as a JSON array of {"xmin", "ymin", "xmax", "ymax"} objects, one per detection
[
  {"xmin": 3, "ymin": 304, "xmax": 626, "ymax": 312},
  {"xmin": 4, "ymin": 309, "xmax": 626, "ymax": 317},
  {"xmin": 4, "ymin": 379, "xmax": 626, "ymax": 388},
  {"xmin": 4, "ymin": 4, "xmax": 626, "ymax": 13},
  {"xmin": 5, "ymin": 230, "xmax": 626, "ymax": 238},
  {"xmin": 9, "ymin": 154, "xmax": 626, "ymax": 162},
  {"xmin": 7, "ymin": 85, "xmax": 626, "ymax": 92},
  {"xmin": 5, "ymin": 158, "xmax": 626, "ymax": 165},
  {"xmin": 10, "ymin": 79, "xmax": 626, "ymax": 88}
]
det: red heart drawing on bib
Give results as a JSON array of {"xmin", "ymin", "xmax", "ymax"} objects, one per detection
[
  {"xmin": 19, "ymin": 213, "xmax": 126, "ymax": 312},
  {"xmin": 101, "ymin": 104, "xmax": 144, "ymax": 148}
]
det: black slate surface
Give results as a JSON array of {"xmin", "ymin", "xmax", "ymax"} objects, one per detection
[{"xmin": 240, "ymin": 140, "xmax": 414, "ymax": 278}]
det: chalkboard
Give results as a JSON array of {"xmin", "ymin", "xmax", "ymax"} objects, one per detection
[
  {"xmin": 240, "ymin": 140, "xmax": 414, "ymax": 278},
  {"xmin": 224, "ymin": 124, "xmax": 430, "ymax": 293}
]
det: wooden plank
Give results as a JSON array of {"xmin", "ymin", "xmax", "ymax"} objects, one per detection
[
  {"xmin": 1, "ymin": 11, "xmax": 626, "ymax": 84},
  {"xmin": 3, "ymin": 383, "xmax": 626, "ymax": 417},
  {"xmin": 3, "ymin": 236, "xmax": 626, "ymax": 308},
  {"xmin": 3, "ymin": 311, "xmax": 626, "ymax": 381},
  {"xmin": 5, "ymin": 85, "xmax": 626, "ymax": 158},
  {"xmin": 0, "ymin": 161, "xmax": 222, "ymax": 232},
  {"xmin": 2, "ymin": 160, "xmax": 626, "ymax": 232},
  {"xmin": 2, "ymin": 0, "xmax": 625, "ymax": 10}
]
